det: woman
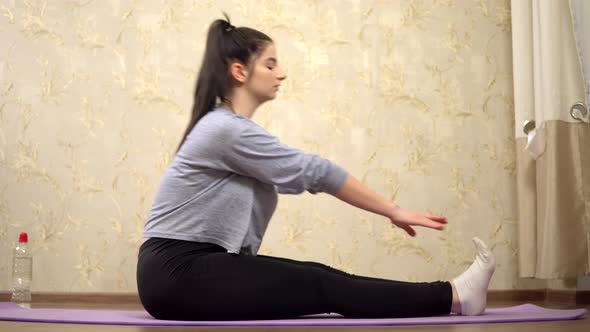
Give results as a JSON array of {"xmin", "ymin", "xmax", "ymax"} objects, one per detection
[{"xmin": 137, "ymin": 15, "xmax": 496, "ymax": 321}]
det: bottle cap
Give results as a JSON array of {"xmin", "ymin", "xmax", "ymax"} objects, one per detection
[{"xmin": 19, "ymin": 232, "xmax": 28, "ymax": 243}]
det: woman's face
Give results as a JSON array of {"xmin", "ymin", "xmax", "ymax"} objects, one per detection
[{"xmin": 244, "ymin": 43, "xmax": 287, "ymax": 103}]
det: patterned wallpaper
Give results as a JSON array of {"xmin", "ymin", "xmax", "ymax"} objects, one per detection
[{"xmin": 0, "ymin": 0, "xmax": 548, "ymax": 292}]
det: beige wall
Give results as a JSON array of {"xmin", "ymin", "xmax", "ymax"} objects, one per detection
[{"xmin": 0, "ymin": 0, "xmax": 546, "ymax": 293}]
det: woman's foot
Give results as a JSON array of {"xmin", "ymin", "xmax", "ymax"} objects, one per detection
[{"xmin": 451, "ymin": 237, "xmax": 496, "ymax": 315}]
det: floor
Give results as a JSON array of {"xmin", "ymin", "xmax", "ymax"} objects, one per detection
[{"xmin": 0, "ymin": 300, "xmax": 588, "ymax": 332}]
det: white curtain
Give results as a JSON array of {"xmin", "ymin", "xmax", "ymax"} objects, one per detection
[
  {"xmin": 570, "ymin": 0, "xmax": 590, "ymax": 110},
  {"xmin": 511, "ymin": 0, "xmax": 590, "ymax": 279},
  {"xmin": 569, "ymin": 0, "xmax": 590, "ymax": 277}
]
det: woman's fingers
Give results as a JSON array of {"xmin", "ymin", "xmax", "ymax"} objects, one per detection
[
  {"xmin": 389, "ymin": 209, "xmax": 447, "ymax": 236},
  {"xmin": 417, "ymin": 216, "xmax": 446, "ymax": 230},
  {"xmin": 401, "ymin": 224, "xmax": 416, "ymax": 237},
  {"xmin": 423, "ymin": 214, "xmax": 448, "ymax": 223}
]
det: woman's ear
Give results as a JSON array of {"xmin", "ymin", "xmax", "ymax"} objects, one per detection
[{"xmin": 229, "ymin": 62, "xmax": 248, "ymax": 84}]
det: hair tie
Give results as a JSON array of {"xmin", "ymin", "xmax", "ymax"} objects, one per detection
[{"xmin": 225, "ymin": 24, "xmax": 234, "ymax": 32}]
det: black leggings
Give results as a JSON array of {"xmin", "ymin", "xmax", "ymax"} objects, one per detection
[{"xmin": 136, "ymin": 237, "xmax": 452, "ymax": 320}]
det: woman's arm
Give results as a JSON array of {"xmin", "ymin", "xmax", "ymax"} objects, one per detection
[
  {"xmin": 333, "ymin": 173, "xmax": 399, "ymax": 219},
  {"xmin": 333, "ymin": 173, "xmax": 448, "ymax": 236}
]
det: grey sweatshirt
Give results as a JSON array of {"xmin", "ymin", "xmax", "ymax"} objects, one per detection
[{"xmin": 143, "ymin": 106, "xmax": 348, "ymax": 255}]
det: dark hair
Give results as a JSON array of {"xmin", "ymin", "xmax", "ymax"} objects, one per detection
[{"xmin": 176, "ymin": 13, "xmax": 273, "ymax": 152}]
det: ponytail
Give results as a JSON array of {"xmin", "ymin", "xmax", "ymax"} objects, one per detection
[{"xmin": 176, "ymin": 13, "xmax": 273, "ymax": 152}]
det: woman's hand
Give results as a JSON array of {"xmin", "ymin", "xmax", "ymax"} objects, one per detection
[
  {"xmin": 331, "ymin": 174, "xmax": 448, "ymax": 236},
  {"xmin": 388, "ymin": 206, "xmax": 448, "ymax": 237}
]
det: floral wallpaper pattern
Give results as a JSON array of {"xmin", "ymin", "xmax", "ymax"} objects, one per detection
[{"xmin": 0, "ymin": 0, "xmax": 547, "ymax": 292}]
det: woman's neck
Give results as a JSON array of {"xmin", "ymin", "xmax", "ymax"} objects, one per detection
[{"xmin": 222, "ymin": 89, "xmax": 262, "ymax": 119}]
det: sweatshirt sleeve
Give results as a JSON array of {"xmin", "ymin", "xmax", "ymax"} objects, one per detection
[{"xmin": 220, "ymin": 121, "xmax": 348, "ymax": 195}]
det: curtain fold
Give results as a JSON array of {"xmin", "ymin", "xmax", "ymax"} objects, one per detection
[
  {"xmin": 570, "ymin": 0, "xmax": 590, "ymax": 109},
  {"xmin": 569, "ymin": 0, "xmax": 590, "ymax": 272},
  {"xmin": 511, "ymin": 0, "xmax": 590, "ymax": 279}
]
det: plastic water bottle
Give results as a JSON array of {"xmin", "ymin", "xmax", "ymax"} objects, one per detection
[{"xmin": 11, "ymin": 232, "xmax": 32, "ymax": 305}]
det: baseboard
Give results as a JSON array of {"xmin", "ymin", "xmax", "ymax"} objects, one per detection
[
  {"xmin": 488, "ymin": 289, "xmax": 590, "ymax": 304},
  {"xmin": 0, "ymin": 292, "xmax": 140, "ymax": 304},
  {"xmin": 1, "ymin": 290, "xmax": 589, "ymax": 305},
  {"xmin": 488, "ymin": 289, "xmax": 546, "ymax": 302},
  {"xmin": 546, "ymin": 289, "xmax": 590, "ymax": 304}
]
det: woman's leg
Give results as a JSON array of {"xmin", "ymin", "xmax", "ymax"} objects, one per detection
[
  {"xmin": 257, "ymin": 254, "xmax": 401, "ymax": 282},
  {"xmin": 204, "ymin": 253, "xmax": 452, "ymax": 319},
  {"xmin": 139, "ymin": 242, "xmax": 452, "ymax": 320},
  {"xmin": 137, "ymin": 237, "xmax": 494, "ymax": 320},
  {"xmin": 259, "ymin": 253, "xmax": 463, "ymax": 315},
  {"xmin": 139, "ymin": 246, "xmax": 330, "ymax": 320},
  {"xmin": 258, "ymin": 254, "xmax": 495, "ymax": 315},
  {"xmin": 259, "ymin": 253, "xmax": 457, "ymax": 315}
]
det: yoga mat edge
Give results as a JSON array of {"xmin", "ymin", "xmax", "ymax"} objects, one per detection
[{"xmin": 0, "ymin": 302, "xmax": 586, "ymax": 326}]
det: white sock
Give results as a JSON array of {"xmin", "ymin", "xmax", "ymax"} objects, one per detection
[{"xmin": 452, "ymin": 237, "xmax": 496, "ymax": 315}]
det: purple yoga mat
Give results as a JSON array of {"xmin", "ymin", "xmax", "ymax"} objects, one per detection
[{"xmin": 0, "ymin": 302, "xmax": 586, "ymax": 326}]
